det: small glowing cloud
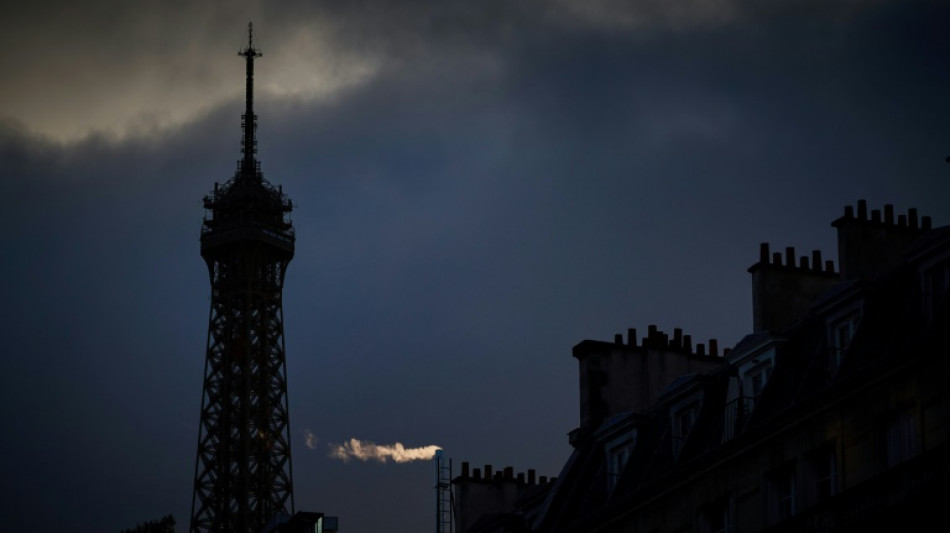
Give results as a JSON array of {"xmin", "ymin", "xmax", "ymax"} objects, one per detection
[
  {"xmin": 304, "ymin": 429, "xmax": 319, "ymax": 450},
  {"xmin": 328, "ymin": 438, "xmax": 441, "ymax": 464}
]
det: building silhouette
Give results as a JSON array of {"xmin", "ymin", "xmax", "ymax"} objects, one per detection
[
  {"xmin": 189, "ymin": 24, "xmax": 296, "ymax": 533},
  {"xmin": 454, "ymin": 200, "xmax": 950, "ymax": 532}
]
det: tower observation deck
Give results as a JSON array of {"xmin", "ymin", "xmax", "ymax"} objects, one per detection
[{"xmin": 190, "ymin": 23, "xmax": 296, "ymax": 533}]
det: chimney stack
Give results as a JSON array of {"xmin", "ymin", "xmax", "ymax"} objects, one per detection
[
  {"xmin": 749, "ymin": 241, "xmax": 838, "ymax": 332},
  {"xmin": 832, "ymin": 200, "xmax": 932, "ymax": 281}
]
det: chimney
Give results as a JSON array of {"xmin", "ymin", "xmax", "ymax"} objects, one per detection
[
  {"xmin": 832, "ymin": 200, "xmax": 932, "ymax": 281},
  {"xmin": 572, "ymin": 329, "xmax": 722, "ymax": 435},
  {"xmin": 749, "ymin": 241, "xmax": 839, "ymax": 332}
]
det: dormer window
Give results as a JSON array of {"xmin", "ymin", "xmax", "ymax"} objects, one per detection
[
  {"xmin": 741, "ymin": 359, "xmax": 772, "ymax": 412},
  {"xmin": 827, "ymin": 308, "xmax": 860, "ymax": 375},
  {"xmin": 669, "ymin": 389, "xmax": 704, "ymax": 459},
  {"xmin": 745, "ymin": 361, "xmax": 771, "ymax": 397},
  {"xmin": 605, "ymin": 429, "xmax": 637, "ymax": 493},
  {"xmin": 725, "ymin": 337, "xmax": 782, "ymax": 440}
]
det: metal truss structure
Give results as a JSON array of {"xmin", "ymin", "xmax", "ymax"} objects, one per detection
[{"xmin": 190, "ymin": 23, "xmax": 296, "ymax": 533}]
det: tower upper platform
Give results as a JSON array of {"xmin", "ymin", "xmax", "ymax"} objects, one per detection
[{"xmin": 200, "ymin": 23, "xmax": 294, "ymax": 258}]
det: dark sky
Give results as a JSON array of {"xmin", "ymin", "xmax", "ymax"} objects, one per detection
[{"xmin": 2, "ymin": 1, "xmax": 949, "ymax": 532}]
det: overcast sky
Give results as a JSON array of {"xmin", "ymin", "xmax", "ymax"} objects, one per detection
[{"xmin": 2, "ymin": 1, "xmax": 949, "ymax": 532}]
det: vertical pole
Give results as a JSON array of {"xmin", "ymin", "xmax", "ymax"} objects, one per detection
[
  {"xmin": 435, "ymin": 450, "xmax": 443, "ymax": 533},
  {"xmin": 449, "ymin": 457, "xmax": 454, "ymax": 533}
]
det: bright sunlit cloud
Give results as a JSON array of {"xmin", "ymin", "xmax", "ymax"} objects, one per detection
[
  {"xmin": 0, "ymin": 4, "xmax": 382, "ymax": 143},
  {"xmin": 328, "ymin": 438, "xmax": 442, "ymax": 464}
]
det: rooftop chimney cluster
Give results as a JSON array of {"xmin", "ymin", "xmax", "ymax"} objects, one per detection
[
  {"xmin": 838, "ymin": 200, "xmax": 932, "ymax": 231},
  {"xmin": 832, "ymin": 200, "xmax": 933, "ymax": 281},
  {"xmin": 754, "ymin": 243, "xmax": 836, "ymax": 274},
  {"xmin": 613, "ymin": 325, "xmax": 727, "ymax": 358},
  {"xmin": 457, "ymin": 462, "xmax": 554, "ymax": 486}
]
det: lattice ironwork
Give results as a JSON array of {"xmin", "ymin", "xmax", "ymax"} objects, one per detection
[{"xmin": 190, "ymin": 23, "xmax": 296, "ymax": 533}]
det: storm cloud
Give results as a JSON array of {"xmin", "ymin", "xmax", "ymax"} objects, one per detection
[{"xmin": 2, "ymin": 1, "xmax": 949, "ymax": 532}]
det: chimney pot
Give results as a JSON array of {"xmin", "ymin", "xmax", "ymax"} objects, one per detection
[
  {"xmin": 484, "ymin": 465, "xmax": 492, "ymax": 479},
  {"xmin": 710, "ymin": 339, "xmax": 719, "ymax": 357},
  {"xmin": 461, "ymin": 462, "xmax": 470, "ymax": 478},
  {"xmin": 517, "ymin": 472, "xmax": 525, "ymax": 483},
  {"xmin": 898, "ymin": 214, "xmax": 907, "ymax": 227},
  {"xmin": 844, "ymin": 205, "xmax": 854, "ymax": 218},
  {"xmin": 697, "ymin": 343, "xmax": 706, "ymax": 356},
  {"xmin": 504, "ymin": 466, "xmax": 514, "ymax": 480},
  {"xmin": 799, "ymin": 256, "xmax": 808, "ymax": 269},
  {"xmin": 811, "ymin": 250, "xmax": 822, "ymax": 272},
  {"xmin": 627, "ymin": 328, "xmax": 637, "ymax": 347},
  {"xmin": 909, "ymin": 208, "xmax": 919, "ymax": 229},
  {"xmin": 923, "ymin": 216, "xmax": 932, "ymax": 230},
  {"xmin": 473, "ymin": 468, "xmax": 481, "ymax": 480},
  {"xmin": 683, "ymin": 334, "xmax": 693, "ymax": 353},
  {"xmin": 759, "ymin": 242, "xmax": 770, "ymax": 263},
  {"xmin": 858, "ymin": 199, "xmax": 868, "ymax": 220},
  {"xmin": 884, "ymin": 204, "xmax": 894, "ymax": 224},
  {"xmin": 540, "ymin": 476, "xmax": 548, "ymax": 484},
  {"xmin": 785, "ymin": 246, "xmax": 795, "ymax": 267},
  {"xmin": 673, "ymin": 328, "xmax": 683, "ymax": 349},
  {"xmin": 772, "ymin": 252, "xmax": 782, "ymax": 266},
  {"xmin": 614, "ymin": 333, "xmax": 623, "ymax": 345},
  {"xmin": 528, "ymin": 469, "xmax": 536, "ymax": 485},
  {"xmin": 871, "ymin": 209, "xmax": 881, "ymax": 223}
]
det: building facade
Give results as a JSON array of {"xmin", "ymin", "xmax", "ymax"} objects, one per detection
[{"xmin": 455, "ymin": 200, "xmax": 950, "ymax": 532}]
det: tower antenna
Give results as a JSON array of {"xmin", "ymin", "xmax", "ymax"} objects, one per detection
[{"xmin": 239, "ymin": 22, "xmax": 262, "ymax": 178}]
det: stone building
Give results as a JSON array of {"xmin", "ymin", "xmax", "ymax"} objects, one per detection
[{"xmin": 454, "ymin": 200, "xmax": 950, "ymax": 532}]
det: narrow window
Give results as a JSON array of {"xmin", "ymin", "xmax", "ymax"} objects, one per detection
[
  {"xmin": 672, "ymin": 401, "xmax": 700, "ymax": 458},
  {"xmin": 701, "ymin": 495, "xmax": 733, "ymax": 533},
  {"xmin": 804, "ymin": 443, "xmax": 837, "ymax": 506},
  {"xmin": 828, "ymin": 312, "xmax": 859, "ymax": 375},
  {"xmin": 923, "ymin": 263, "xmax": 949, "ymax": 323},
  {"xmin": 743, "ymin": 361, "xmax": 772, "ymax": 412},
  {"xmin": 886, "ymin": 406, "xmax": 920, "ymax": 467},
  {"xmin": 767, "ymin": 462, "xmax": 797, "ymax": 523},
  {"xmin": 605, "ymin": 431, "xmax": 636, "ymax": 493}
]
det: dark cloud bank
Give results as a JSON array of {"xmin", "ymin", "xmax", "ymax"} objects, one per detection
[{"xmin": 2, "ymin": 1, "xmax": 950, "ymax": 531}]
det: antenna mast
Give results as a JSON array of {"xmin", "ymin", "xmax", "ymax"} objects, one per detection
[{"xmin": 239, "ymin": 22, "xmax": 262, "ymax": 177}]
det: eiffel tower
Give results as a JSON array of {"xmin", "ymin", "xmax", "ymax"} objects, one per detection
[{"xmin": 189, "ymin": 23, "xmax": 296, "ymax": 533}]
